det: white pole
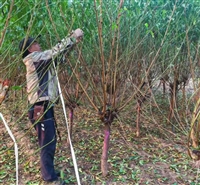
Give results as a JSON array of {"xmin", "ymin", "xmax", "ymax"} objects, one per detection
[
  {"xmin": 0, "ymin": 113, "xmax": 18, "ymax": 185},
  {"xmin": 53, "ymin": 62, "xmax": 81, "ymax": 185}
]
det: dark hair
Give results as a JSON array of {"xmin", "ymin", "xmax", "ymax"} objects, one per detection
[{"xmin": 19, "ymin": 37, "xmax": 36, "ymax": 58}]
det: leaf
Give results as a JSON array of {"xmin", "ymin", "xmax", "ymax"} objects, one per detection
[
  {"xmin": 112, "ymin": 23, "xmax": 118, "ymax": 30},
  {"xmin": 0, "ymin": 171, "xmax": 7, "ymax": 179},
  {"xmin": 10, "ymin": 86, "xmax": 22, "ymax": 91},
  {"xmin": 145, "ymin": 23, "xmax": 149, "ymax": 28},
  {"xmin": 139, "ymin": 160, "xmax": 144, "ymax": 165}
]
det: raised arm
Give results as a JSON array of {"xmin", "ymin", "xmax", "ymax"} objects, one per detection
[
  {"xmin": 44, "ymin": 28, "xmax": 84, "ymax": 59},
  {"xmin": 23, "ymin": 28, "xmax": 84, "ymax": 65}
]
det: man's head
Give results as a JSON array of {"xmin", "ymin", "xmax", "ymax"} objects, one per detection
[{"xmin": 19, "ymin": 37, "xmax": 41, "ymax": 58}]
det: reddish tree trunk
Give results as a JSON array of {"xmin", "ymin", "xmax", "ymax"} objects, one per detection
[{"xmin": 101, "ymin": 123, "xmax": 110, "ymax": 176}]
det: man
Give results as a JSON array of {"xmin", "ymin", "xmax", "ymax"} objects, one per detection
[{"xmin": 19, "ymin": 29, "xmax": 83, "ymax": 184}]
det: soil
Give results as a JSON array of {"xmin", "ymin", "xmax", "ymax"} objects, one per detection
[{"xmin": 0, "ymin": 91, "xmax": 200, "ymax": 185}]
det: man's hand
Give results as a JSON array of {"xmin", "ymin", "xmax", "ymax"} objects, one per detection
[{"xmin": 71, "ymin": 28, "xmax": 84, "ymax": 43}]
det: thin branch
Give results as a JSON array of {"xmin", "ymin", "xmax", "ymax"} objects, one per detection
[
  {"xmin": 59, "ymin": 4, "xmax": 74, "ymax": 32},
  {"xmin": 0, "ymin": 0, "xmax": 15, "ymax": 48},
  {"xmin": 45, "ymin": 0, "xmax": 60, "ymax": 41},
  {"xmin": 94, "ymin": 0, "xmax": 107, "ymax": 113},
  {"xmin": 113, "ymin": 0, "xmax": 124, "ymax": 107},
  {"xmin": 145, "ymin": 0, "xmax": 177, "ymax": 77}
]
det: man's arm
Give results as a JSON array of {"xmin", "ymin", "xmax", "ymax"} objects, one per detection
[
  {"xmin": 24, "ymin": 28, "xmax": 83, "ymax": 67},
  {"xmin": 42, "ymin": 28, "xmax": 84, "ymax": 60}
]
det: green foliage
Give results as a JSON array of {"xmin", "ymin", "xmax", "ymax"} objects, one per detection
[{"xmin": 1, "ymin": 0, "xmax": 200, "ymax": 67}]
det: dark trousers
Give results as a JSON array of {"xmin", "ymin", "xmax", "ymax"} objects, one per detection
[{"xmin": 28, "ymin": 102, "xmax": 58, "ymax": 181}]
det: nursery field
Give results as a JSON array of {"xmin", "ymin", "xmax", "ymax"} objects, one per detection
[
  {"xmin": 1, "ymin": 0, "xmax": 200, "ymax": 184},
  {"xmin": 0, "ymin": 92, "xmax": 199, "ymax": 185}
]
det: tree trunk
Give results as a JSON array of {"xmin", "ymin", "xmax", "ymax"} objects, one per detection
[
  {"xmin": 190, "ymin": 126, "xmax": 199, "ymax": 148},
  {"xmin": 136, "ymin": 101, "xmax": 141, "ymax": 137},
  {"xmin": 67, "ymin": 108, "xmax": 74, "ymax": 145},
  {"xmin": 190, "ymin": 91, "xmax": 200, "ymax": 148},
  {"xmin": 101, "ymin": 123, "xmax": 110, "ymax": 176},
  {"xmin": 168, "ymin": 80, "xmax": 178, "ymax": 132},
  {"xmin": 162, "ymin": 81, "xmax": 166, "ymax": 97}
]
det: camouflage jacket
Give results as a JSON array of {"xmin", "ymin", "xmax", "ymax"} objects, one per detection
[{"xmin": 23, "ymin": 37, "xmax": 75, "ymax": 104}]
